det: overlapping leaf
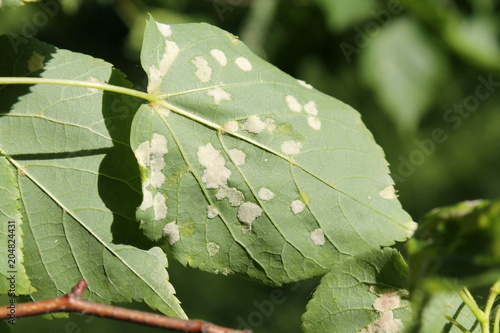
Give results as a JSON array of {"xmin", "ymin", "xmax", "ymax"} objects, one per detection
[
  {"xmin": 0, "ymin": 35, "xmax": 185, "ymax": 318},
  {"xmin": 132, "ymin": 17, "xmax": 416, "ymax": 285}
]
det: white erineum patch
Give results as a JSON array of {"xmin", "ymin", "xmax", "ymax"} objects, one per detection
[
  {"xmin": 148, "ymin": 66, "xmax": 162, "ymax": 94},
  {"xmin": 191, "ymin": 56, "xmax": 212, "ymax": 83},
  {"xmin": 310, "ymin": 228, "xmax": 325, "ymax": 246},
  {"xmin": 281, "ymin": 140, "xmax": 302, "ymax": 156},
  {"xmin": 207, "ymin": 87, "xmax": 231, "ymax": 105},
  {"xmin": 297, "ymin": 79, "xmax": 313, "ymax": 89},
  {"xmin": 222, "ymin": 121, "xmax": 239, "ymax": 133},
  {"xmin": 222, "ymin": 268, "xmax": 232, "ymax": 276},
  {"xmin": 286, "ymin": 95, "xmax": 302, "ymax": 113},
  {"xmin": 265, "ymin": 118, "xmax": 277, "ymax": 132},
  {"xmin": 139, "ymin": 187, "xmax": 154, "ymax": 211},
  {"xmin": 406, "ymin": 221, "xmax": 418, "ymax": 238},
  {"xmin": 363, "ymin": 287, "xmax": 407, "ymax": 333},
  {"xmin": 228, "ymin": 149, "xmax": 246, "ymax": 166},
  {"xmin": 237, "ymin": 202, "xmax": 263, "ymax": 226},
  {"xmin": 153, "ymin": 192, "xmax": 168, "ymax": 221},
  {"xmin": 373, "ymin": 292, "xmax": 401, "ymax": 312},
  {"xmin": 235, "ymin": 56, "xmax": 252, "ymax": 71},
  {"xmin": 27, "ymin": 51, "xmax": 45, "ymax": 72},
  {"xmin": 308, "ymin": 116, "xmax": 322, "ymax": 130},
  {"xmin": 258, "ymin": 187, "xmax": 274, "ymax": 201},
  {"xmin": 86, "ymin": 77, "xmax": 100, "ymax": 93},
  {"xmin": 379, "ymin": 185, "xmax": 397, "ymax": 199},
  {"xmin": 148, "ymin": 40, "xmax": 180, "ymax": 93},
  {"xmin": 207, "ymin": 205, "xmax": 218, "ymax": 219},
  {"xmin": 210, "ymin": 49, "xmax": 227, "ymax": 66},
  {"xmin": 157, "ymin": 106, "xmax": 171, "ymax": 117},
  {"xmin": 291, "ymin": 200, "xmax": 306, "ymax": 214},
  {"xmin": 151, "ymin": 133, "xmax": 168, "ymax": 155},
  {"xmin": 241, "ymin": 115, "xmax": 267, "ymax": 134},
  {"xmin": 150, "ymin": 133, "xmax": 168, "ymax": 188},
  {"xmin": 360, "ymin": 311, "xmax": 404, "ymax": 333},
  {"xmin": 197, "ymin": 143, "xmax": 231, "ymax": 189},
  {"xmin": 215, "ymin": 187, "xmax": 245, "ymax": 206},
  {"xmin": 304, "ymin": 101, "xmax": 318, "ymax": 116},
  {"xmin": 206, "ymin": 242, "xmax": 220, "ymax": 257},
  {"xmin": 156, "ymin": 22, "xmax": 172, "ymax": 37},
  {"xmin": 135, "ymin": 141, "xmax": 151, "ymax": 167},
  {"xmin": 163, "ymin": 221, "xmax": 180, "ymax": 245}
]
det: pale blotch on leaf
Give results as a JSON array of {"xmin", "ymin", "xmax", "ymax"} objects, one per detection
[
  {"xmin": 206, "ymin": 242, "xmax": 220, "ymax": 257},
  {"xmin": 235, "ymin": 56, "xmax": 252, "ymax": 72},
  {"xmin": 163, "ymin": 221, "xmax": 180, "ymax": 245},
  {"xmin": 406, "ymin": 221, "xmax": 418, "ymax": 238},
  {"xmin": 207, "ymin": 205, "xmax": 218, "ymax": 219},
  {"xmin": 27, "ymin": 51, "xmax": 45, "ymax": 72},
  {"xmin": 290, "ymin": 199, "xmax": 306, "ymax": 214},
  {"xmin": 150, "ymin": 133, "xmax": 169, "ymax": 188},
  {"xmin": 156, "ymin": 22, "xmax": 172, "ymax": 37},
  {"xmin": 86, "ymin": 77, "xmax": 100, "ymax": 93},
  {"xmin": 286, "ymin": 95, "xmax": 302, "ymax": 113},
  {"xmin": 265, "ymin": 118, "xmax": 277, "ymax": 132},
  {"xmin": 215, "ymin": 187, "xmax": 245, "ymax": 206},
  {"xmin": 197, "ymin": 143, "xmax": 231, "ymax": 189},
  {"xmin": 222, "ymin": 121, "xmax": 239, "ymax": 133},
  {"xmin": 139, "ymin": 187, "xmax": 153, "ymax": 211},
  {"xmin": 148, "ymin": 40, "xmax": 180, "ymax": 93},
  {"xmin": 257, "ymin": 187, "xmax": 274, "ymax": 201},
  {"xmin": 373, "ymin": 292, "xmax": 401, "ymax": 312},
  {"xmin": 281, "ymin": 140, "xmax": 302, "ymax": 156},
  {"xmin": 310, "ymin": 228, "xmax": 325, "ymax": 246},
  {"xmin": 241, "ymin": 115, "xmax": 267, "ymax": 134},
  {"xmin": 308, "ymin": 116, "xmax": 321, "ymax": 130},
  {"xmin": 304, "ymin": 101, "xmax": 318, "ymax": 116},
  {"xmin": 135, "ymin": 141, "xmax": 151, "ymax": 167},
  {"xmin": 360, "ymin": 311, "xmax": 403, "ymax": 333},
  {"xmin": 379, "ymin": 185, "xmax": 397, "ymax": 200},
  {"xmin": 228, "ymin": 148, "xmax": 246, "ymax": 166},
  {"xmin": 207, "ymin": 87, "xmax": 231, "ymax": 105},
  {"xmin": 222, "ymin": 268, "xmax": 232, "ymax": 276},
  {"xmin": 153, "ymin": 192, "xmax": 168, "ymax": 221},
  {"xmin": 191, "ymin": 56, "xmax": 212, "ymax": 83},
  {"xmin": 298, "ymin": 79, "xmax": 313, "ymax": 89},
  {"xmin": 237, "ymin": 202, "xmax": 263, "ymax": 227},
  {"xmin": 363, "ymin": 286, "xmax": 407, "ymax": 333},
  {"xmin": 210, "ymin": 49, "xmax": 227, "ymax": 66}
]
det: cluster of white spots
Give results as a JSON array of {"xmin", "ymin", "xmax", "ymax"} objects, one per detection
[
  {"xmin": 134, "ymin": 133, "xmax": 168, "ymax": 188},
  {"xmin": 206, "ymin": 242, "xmax": 220, "ymax": 257},
  {"xmin": 286, "ymin": 95, "xmax": 302, "ymax": 113},
  {"xmin": 86, "ymin": 77, "xmax": 100, "ymax": 93},
  {"xmin": 228, "ymin": 149, "xmax": 246, "ymax": 166},
  {"xmin": 237, "ymin": 202, "xmax": 263, "ymax": 227},
  {"xmin": 207, "ymin": 205, "xmax": 219, "ymax": 219},
  {"xmin": 297, "ymin": 79, "xmax": 313, "ymax": 89},
  {"xmin": 310, "ymin": 228, "xmax": 325, "ymax": 246},
  {"xmin": 207, "ymin": 87, "xmax": 231, "ymax": 105},
  {"xmin": 222, "ymin": 121, "xmax": 239, "ymax": 133},
  {"xmin": 148, "ymin": 40, "xmax": 180, "ymax": 93},
  {"xmin": 235, "ymin": 56, "xmax": 252, "ymax": 71},
  {"xmin": 379, "ymin": 186, "xmax": 397, "ymax": 200},
  {"xmin": 257, "ymin": 188, "xmax": 274, "ymax": 201},
  {"xmin": 197, "ymin": 143, "xmax": 231, "ymax": 189},
  {"xmin": 153, "ymin": 192, "xmax": 168, "ymax": 221},
  {"xmin": 215, "ymin": 187, "xmax": 245, "ymax": 206},
  {"xmin": 281, "ymin": 140, "xmax": 302, "ymax": 156},
  {"xmin": 307, "ymin": 117, "xmax": 322, "ymax": 130},
  {"xmin": 210, "ymin": 49, "xmax": 227, "ymax": 66},
  {"xmin": 156, "ymin": 22, "xmax": 172, "ymax": 37},
  {"xmin": 192, "ymin": 56, "xmax": 212, "ymax": 83},
  {"xmin": 222, "ymin": 268, "xmax": 232, "ymax": 275},
  {"xmin": 163, "ymin": 221, "xmax": 180, "ymax": 245},
  {"xmin": 361, "ymin": 287, "xmax": 406, "ymax": 333},
  {"xmin": 27, "ymin": 51, "xmax": 45, "ymax": 72},
  {"xmin": 241, "ymin": 115, "xmax": 267, "ymax": 134},
  {"xmin": 290, "ymin": 199, "xmax": 306, "ymax": 214},
  {"xmin": 304, "ymin": 101, "xmax": 318, "ymax": 116}
]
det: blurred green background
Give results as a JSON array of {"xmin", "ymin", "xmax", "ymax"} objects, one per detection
[{"xmin": 1, "ymin": 0, "xmax": 500, "ymax": 332}]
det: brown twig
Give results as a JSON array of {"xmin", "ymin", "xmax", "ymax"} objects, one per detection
[{"xmin": 0, "ymin": 279, "xmax": 252, "ymax": 333}]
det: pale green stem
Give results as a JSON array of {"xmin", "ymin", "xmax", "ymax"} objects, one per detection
[
  {"xmin": 458, "ymin": 287, "xmax": 489, "ymax": 333},
  {"xmin": 485, "ymin": 281, "xmax": 500, "ymax": 321},
  {"xmin": 446, "ymin": 314, "xmax": 472, "ymax": 333},
  {"xmin": 493, "ymin": 305, "xmax": 500, "ymax": 333}
]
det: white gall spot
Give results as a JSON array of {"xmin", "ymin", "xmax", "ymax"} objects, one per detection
[
  {"xmin": 228, "ymin": 149, "xmax": 246, "ymax": 166},
  {"xmin": 139, "ymin": 187, "xmax": 153, "ymax": 211},
  {"xmin": 257, "ymin": 188, "xmax": 274, "ymax": 201},
  {"xmin": 286, "ymin": 95, "xmax": 302, "ymax": 113},
  {"xmin": 153, "ymin": 192, "xmax": 168, "ymax": 221},
  {"xmin": 241, "ymin": 115, "xmax": 267, "ymax": 134},
  {"xmin": 310, "ymin": 228, "xmax": 325, "ymax": 246},
  {"xmin": 290, "ymin": 200, "xmax": 305, "ymax": 214},
  {"xmin": 27, "ymin": 51, "xmax": 45, "ymax": 72},
  {"xmin": 281, "ymin": 140, "xmax": 302, "ymax": 156},
  {"xmin": 163, "ymin": 221, "xmax": 180, "ymax": 245},
  {"xmin": 191, "ymin": 56, "xmax": 212, "ymax": 83},
  {"xmin": 237, "ymin": 202, "xmax": 263, "ymax": 226},
  {"xmin": 308, "ymin": 116, "xmax": 322, "ymax": 130},
  {"xmin": 222, "ymin": 121, "xmax": 239, "ymax": 133},
  {"xmin": 197, "ymin": 143, "xmax": 231, "ymax": 189},
  {"xmin": 297, "ymin": 79, "xmax": 313, "ymax": 89},
  {"xmin": 207, "ymin": 205, "xmax": 218, "ymax": 219},
  {"xmin": 207, "ymin": 87, "xmax": 231, "ymax": 105},
  {"xmin": 379, "ymin": 186, "xmax": 397, "ymax": 200},
  {"xmin": 147, "ymin": 40, "xmax": 179, "ymax": 93},
  {"xmin": 373, "ymin": 292, "xmax": 401, "ymax": 312},
  {"xmin": 235, "ymin": 57, "xmax": 252, "ymax": 71},
  {"xmin": 135, "ymin": 141, "xmax": 151, "ymax": 167},
  {"xmin": 215, "ymin": 187, "xmax": 245, "ymax": 206},
  {"xmin": 151, "ymin": 133, "xmax": 168, "ymax": 155},
  {"xmin": 304, "ymin": 101, "xmax": 318, "ymax": 116},
  {"xmin": 206, "ymin": 242, "xmax": 220, "ymax": 257},
  {"xmin": 156, "ymin": 22, "xmax": 172, "ymax": 37},
  {"xmin": 210, "ymin": 49, "xmax": 227, "ymax": 66}
]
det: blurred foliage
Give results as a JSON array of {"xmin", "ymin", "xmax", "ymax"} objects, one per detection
[{"xmin": 1, "ymin": 0, "xmax": 500, "ymax": 332}]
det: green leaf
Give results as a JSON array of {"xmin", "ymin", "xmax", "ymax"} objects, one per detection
[
  {"xmin": 0, "ymin": 156, "xmax": 34, "ymax": 294},
  {"xmin": 315, "ymin": 0, "xmax": 378, "ymax": 32},
  {"xmin": 0, "ymin": 0, "xmax": 37, "ymax": 9},
  {"xmin": 133, "ymin": 17, "xmax": 416, "ymax": 285},
  {"xmin": 302, "ymin": 248, "xmax": 412, "ymax": 333},
  {"xmin": 407, "ymin": 199, "xmax": 500, "ymax": 292},
  {"xmin": 360, "ymin": 18, "xmax": 448, "ymax": 134},
  {"xmin": 0, "ymin": 35, "xmax": 186, "ymax": 318}
]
